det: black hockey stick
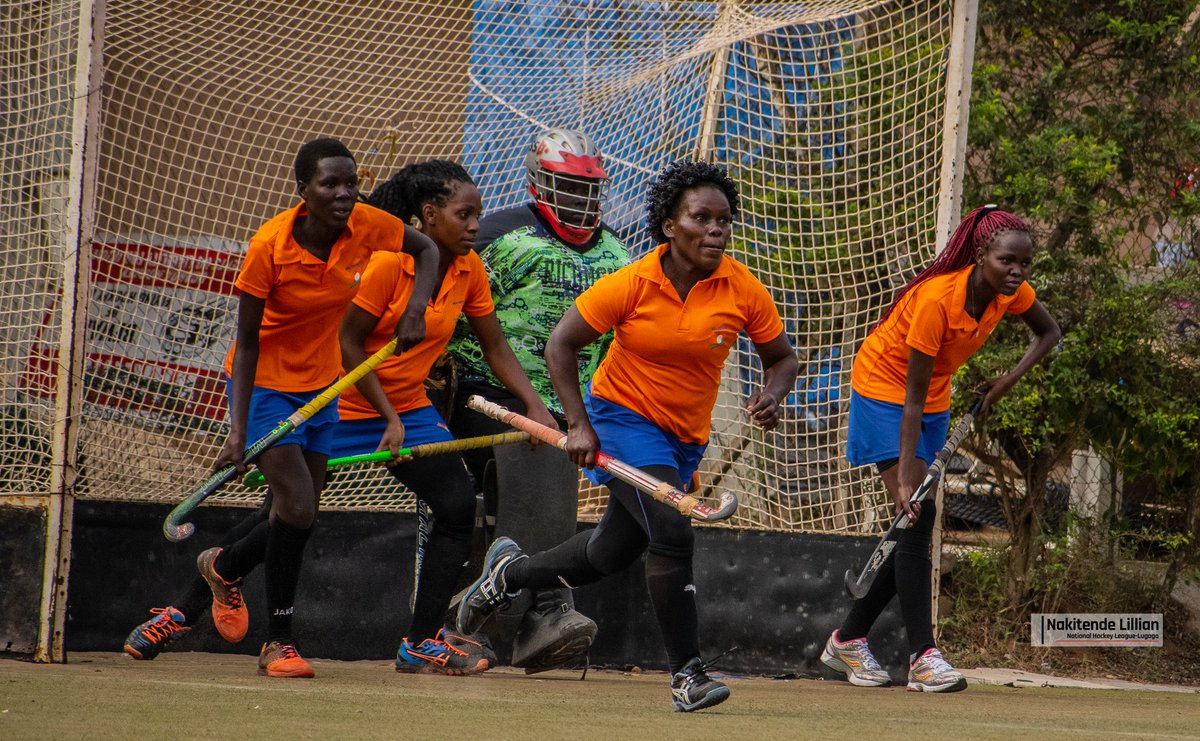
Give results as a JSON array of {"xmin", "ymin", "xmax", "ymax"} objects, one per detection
[{"xmin": 843, "ymin": 398, "xmax": 983, "ymax": 599}]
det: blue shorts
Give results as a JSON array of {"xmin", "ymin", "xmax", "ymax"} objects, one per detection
[
  {"xmin": 583, "ymin": 390, "xmax": 706, "ymax": 489},
  {"xmin": 231, "ymin": 378, "xmax": 340, "ymax": 457},
  {"xmin": 330, "ymin": 406, "xmax": 453, "ymax": 458},
  {"xmin": 845, "ymin": 389, "xmax": 950, "ymax": 468}
]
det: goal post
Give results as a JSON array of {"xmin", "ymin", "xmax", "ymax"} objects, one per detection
[{"xmin": 2, "ymin": 0, "xmax": 976, "ymax": 658}]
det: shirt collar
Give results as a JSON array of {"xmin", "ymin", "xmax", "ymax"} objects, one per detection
[
  {"xmin": 280, "ymin": 202, "xmax": 357, "ymax": 265},
  {"xmin": 635, "ymin": 242, "xmax": 736, "ymax": 284}
]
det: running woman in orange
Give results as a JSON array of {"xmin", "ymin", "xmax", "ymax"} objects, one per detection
[
  {"xmin": 190, "ymin": 138, "xmax": 437, "ymax": 678},
  {"xmin": 820, "ymin": 205, "xmax": 1060, "ymax": 692},
  {"xmin": 457, "ymin": 161, "xmax": 799, "ymax": 712},
  {"xmin": 336, "ymin": 160, "xmax": 557, "ymax": 674}
]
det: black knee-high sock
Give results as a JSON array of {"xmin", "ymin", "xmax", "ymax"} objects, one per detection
[
  {"xmin": 265, "ymin": 518, "xmax": 312, "ymax": 644},
  {"xmin": 645, "ymin": 553, "xmax": 700, "ymax": 675},
  {"xmin": 838, "ymin": 556, "xmax": 897, "ymax": 641},
  {"xmin": 175, "ymin": 505, "xmax": 268, "ymax": 624},
  {"xmin": 409, "ymin": 522, "xmax": 472, "ymax": 643},
  {"xmin": 894, "ymin": 515, "xmax": 936, "ymax": 659},
  {"xmin": 503, "ymin": 529, "xmax": 598, "ymax": 590},
  {"xmin": 212, "ymin": 519, "xmax": 270, "ymax": 583}
]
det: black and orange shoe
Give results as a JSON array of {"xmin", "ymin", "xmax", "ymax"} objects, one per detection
[
  {"xmin": 123, "ymin": 606, "xmax": 190, "ymax": 660},
  {"xmin": 196, "ymin": 547, "xmax": 248, "ymax": 643},
  {"xmin": 257, "ymin": 641, "xmax": 315, "ymax": 678}
]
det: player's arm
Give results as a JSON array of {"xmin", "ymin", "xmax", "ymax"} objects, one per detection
[
  {"xmin": 393, "ymin": 228, "xmax": 439, "ymax": 353},
  {"xmin": 214, "ymin": 292, "xmax": 265, "ymax": 473},
  {"xmin": 339, "ymin": 305, "xmax": 405, "ymax": 463},
  {"xmin": 545, "ymin": 305, "xmax": 604, "ymax": 468},
  {"xmin": 467, "ymin": 311, "xmax": 559, "ymax": 432},
  {"xmin": 745, "ymin": 332, "xmax": 799, "ymax": 431},
  {"xmin": 978, "ymin": 300, "xmax": 1060, "ymax": 410},
  {"xmin": 897, "ymin": 348, "xmax": 936, "ymax": 522}
]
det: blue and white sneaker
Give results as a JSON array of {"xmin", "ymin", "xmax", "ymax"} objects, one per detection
[
  {"xmin": 395, "ymin": 634, "xmax": 489, "ymax": 675},
  {"xmin": 455, "ymin": 537, "xmax": 527, "ymax": 636}
]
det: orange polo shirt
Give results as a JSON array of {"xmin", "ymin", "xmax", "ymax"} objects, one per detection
[
  {"xmin": 851, "ymin": 265, "xmax": 1036, "ymax": 412},
  {"xmin": 575, "ymin": 243, "xmax": 785, "ymax": 445},
  {"xmin": 338, "ymin": 249, "xmax": 494, "ymax": 419},
  {"xmin": 224, "ymin": 202, "xmax": 406, "ymax": 392}
]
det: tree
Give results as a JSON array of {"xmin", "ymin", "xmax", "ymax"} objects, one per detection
[{"xmin": 957, "ymin": 0, "xmax": 1200, "ymax": 625}]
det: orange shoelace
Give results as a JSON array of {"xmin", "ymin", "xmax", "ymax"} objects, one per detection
[{"xmin": 143, "ymin": 608, "xmax": 188, "ymax": 641}]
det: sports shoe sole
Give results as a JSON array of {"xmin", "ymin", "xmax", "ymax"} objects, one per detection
[
  {"xmin": 258, "ymin": 664, "xmax": 315, "ymax": 679},
  {"xmin": 395, "ymin": 658, "xmax": 488, "ymax": 676},
  {"xmin": 516, "ymin": 628, "xmax": 596, "ymax": 674},
  {"xmin": 820, "ymin": 646, "xmax": 892, "ymax": 687},
  {"xmin": 672, "ymin": 685, "xmax": 731, "ymax": 712},
  {"xmin": 907, "ymin": 677, "xmax": 967, "ymax": 693}
]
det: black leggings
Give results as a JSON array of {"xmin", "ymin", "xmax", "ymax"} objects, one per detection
[
  {"xmin": 838, "ymin": 500, "xmax": 937, "ymax": 659},
  {"xmin": 504, "ymin": 465, "xmax": 700, "ymax": 673},
  {"xmin": 386, "ymin": 453, "xmax": 476, "ymax": 643}
]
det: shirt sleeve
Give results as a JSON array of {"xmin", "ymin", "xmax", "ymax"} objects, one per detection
[
  {"xmin": 1007, "ymin": 281, "xmax": 1037, "ymax": 314},
  {"xmin": 463, "ymin": 255, "xmax": 496, "ymax": 318},
  {"xmin": 480, "ymin": 232, "xmax": 538, "ymax": 297},
  {"xmin": 352, "ymin": 252, "xmax": 403, "ymax": 318},
  {"xmin": 742, "ymin": 276, "xmax": 786, "ymax": 343},
  {"xmin": 233, "ymin": 236, "xmax": 275, "ymax": 300},
  {"xmin": 573, "ymin": 269, "xmax": 630, "ymax": 334},
  {"xmin": 905, "ymin": 290, "xmax": 948, "ymax": 357}
]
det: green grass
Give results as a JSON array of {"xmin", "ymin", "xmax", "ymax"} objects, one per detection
[{"xmin": 1, "ymin": 652, "xmax": 1197, "ymax": 740}]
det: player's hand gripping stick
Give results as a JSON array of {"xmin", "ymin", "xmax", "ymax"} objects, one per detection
[{"xmin": 466, "ymin": 395, "xmax": 738, "ymax": 523}]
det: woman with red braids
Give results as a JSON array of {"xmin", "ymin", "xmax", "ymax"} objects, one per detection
[{"xmin": 821, "ymin": 205, "xmax": 1060, "ymax": 693}]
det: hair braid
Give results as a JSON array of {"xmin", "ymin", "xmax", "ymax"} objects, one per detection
[
  {"xmin": 364, "ymin": 160, "xmax": 473, "ymax": 224},
  {"xmin": 874, "ymin": 205, "xmax": 1029, "ymax": 330}
]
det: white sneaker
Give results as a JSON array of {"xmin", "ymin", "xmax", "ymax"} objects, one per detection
[
  {"xmin": 907, "ymin": 648, "xmax": 967, "ymax": 692},
  {"xmin": 820, "ymin": 630, "xmax": 892, "ymax": 687}
]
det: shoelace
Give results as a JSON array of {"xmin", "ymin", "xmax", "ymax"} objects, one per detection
[
  {"xmin": 677, "ymin": 646, "xmax": 737, "ymax": 688},
  {"xmin": 141, "ymin": 609, "xmax": 187, "ymax": 641},
  {"xmin": 845, "ymin": 638, "xmax": 885, "ymax": 671},
  {"xmin": 275, "ymin": 644, "xmax": 302, "ymax": 661},
  {"xmin": 424, "ymin": 639, "xmax": 466, "ymax": 657},
  {"xmin": 222, "ymin": 583, "xmax": 244, "ymax": 609},
  {"xmin": 919, "ymin": 650, "xmax": 953, "ymax": 673}
]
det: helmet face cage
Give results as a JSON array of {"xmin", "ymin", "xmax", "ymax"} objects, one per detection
[{"xmin": 524, "ymin": 128, "xmax": 610, "ymax": 244}]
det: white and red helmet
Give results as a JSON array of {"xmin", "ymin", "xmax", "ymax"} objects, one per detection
[{"xmin": 524, "ymin": 128, "xmax": 610, "ymax": 246}]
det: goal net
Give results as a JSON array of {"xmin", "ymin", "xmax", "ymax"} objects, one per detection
[{"xmin": 3, "ymin": 0, "xmax": 958, "ymax": 535}]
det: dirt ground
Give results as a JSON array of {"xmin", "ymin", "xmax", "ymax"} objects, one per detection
[{"xmin": 2, "ymin": 652, "xmax": 1198, "ymax": 740}]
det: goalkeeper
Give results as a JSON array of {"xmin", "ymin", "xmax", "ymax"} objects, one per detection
[{"xmin": 428, "ymin": 128, "xmax": 628, "ymax": 672}]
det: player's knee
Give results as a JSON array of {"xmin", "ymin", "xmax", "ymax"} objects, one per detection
[{"xmin": 647, "ymin": 520, "xmax": 694, "ymax": 559}]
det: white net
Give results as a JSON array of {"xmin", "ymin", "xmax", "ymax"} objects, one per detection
[{"xmin": 3, "ymin": 0, "xmax": 957, "ymax": 535}]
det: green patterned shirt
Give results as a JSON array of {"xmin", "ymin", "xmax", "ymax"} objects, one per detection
[{"xmin": 448, "ymin": 205, "xmax": 629, "ymax": 414}]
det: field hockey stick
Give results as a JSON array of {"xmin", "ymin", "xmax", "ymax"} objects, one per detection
[
  {"xmin": 239, "ymin": 431, "xmax": 530, "ymax": 488},
  {"xmin": 843, "ymin": 397, "xmax": 983, "ymax": 599},
  {"xmin": 466, "ymin": 395, "xmax": 738, "ymax": 523},
  {"xmin": 162, "ymin": 338, "xmax": 400, "ymax": 542}
]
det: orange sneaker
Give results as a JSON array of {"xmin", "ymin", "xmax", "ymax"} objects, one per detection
[
  {"xmin": 196, "ymin": 547, "xmax": 248, "ymax": 643},
  {"xmin": 258, "ymin": 641, "xmax": 315, "ymax": 678}
]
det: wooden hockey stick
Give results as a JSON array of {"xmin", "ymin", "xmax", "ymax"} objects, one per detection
[
  {"xmin": 843, "ymin": 398, "xmax": 983, "ymax": 598},
  {"xmin": 466, "ymin": 395, "xmax": 738, "ymax": 523}
]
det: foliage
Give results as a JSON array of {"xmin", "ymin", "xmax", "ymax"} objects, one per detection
[{"xmin": 955, "ymin": 0, "xmax": 1200, "ymax": 621}]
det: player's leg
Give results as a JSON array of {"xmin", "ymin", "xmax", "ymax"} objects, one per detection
[
  {"xmin": 123, "ymin": 494, "xmax": 273, "ymax": 659},
  {"xmin": 491, "ymin": 441, "xmax": 597, "ymax": 672}
]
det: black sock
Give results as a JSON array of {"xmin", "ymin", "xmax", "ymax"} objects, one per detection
[
  {"xmin": 213, "ymin": 519, "xmax": 270, "ymax": 582},
  {"xmin": 264, "ymin": 518, "xmax": 312, "ymax": 644},
  {"xmin": 503, "ymin": 530, "xmax": 597, "ymax": 590},
  {"xmin": 645, "ymin": 552, "xmax": 700, "ymax": 675},
  {"xmin": 894, "ymin": 535, "xmax": 935, "ymax": 659},
  {"xmin": 409, "ymin": 522, "xmax": 472, "ymax": 643},
  {"xmin": 176, "ymin": 505, "xmax": 269, "ymax": 624},
  {"xmin": 838, "ymin": 555, "xmax": 896, "ymax": 641}
]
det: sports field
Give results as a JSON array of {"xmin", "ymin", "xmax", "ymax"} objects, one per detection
[{"xmin": 1, "ymin": 653, "xmax": 1196, "ymax": 740}]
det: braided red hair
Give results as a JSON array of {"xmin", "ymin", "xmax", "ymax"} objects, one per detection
[{"xmin": 875, "ymin": 205, "xmax": 1029, "ymax": 330}]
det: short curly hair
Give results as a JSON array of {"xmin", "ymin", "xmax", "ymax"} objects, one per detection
[
  {"xmin": 365, "ymin": 160, "xmax": 473, "ymax": 224},
  {"xmin": 645, "ymin": 160, "xmax": 740, "ymax": 243},
  {"xmin": 294, "ymin": 137, "xmax": 354, "ymax": 184}
]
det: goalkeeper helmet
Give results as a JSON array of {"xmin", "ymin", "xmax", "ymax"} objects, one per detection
[{"xmin": 524, "ymin": 128, "xmax": 610, "ymax": 246}]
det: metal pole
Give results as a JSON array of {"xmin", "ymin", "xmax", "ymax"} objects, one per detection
[
  {"xmin": 37, "ymin": 0, "xmax": 104, "ymax": 664},
  {"xmin": 930, "ymin": 0, "xmax": 979, "ymax": 641}
]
